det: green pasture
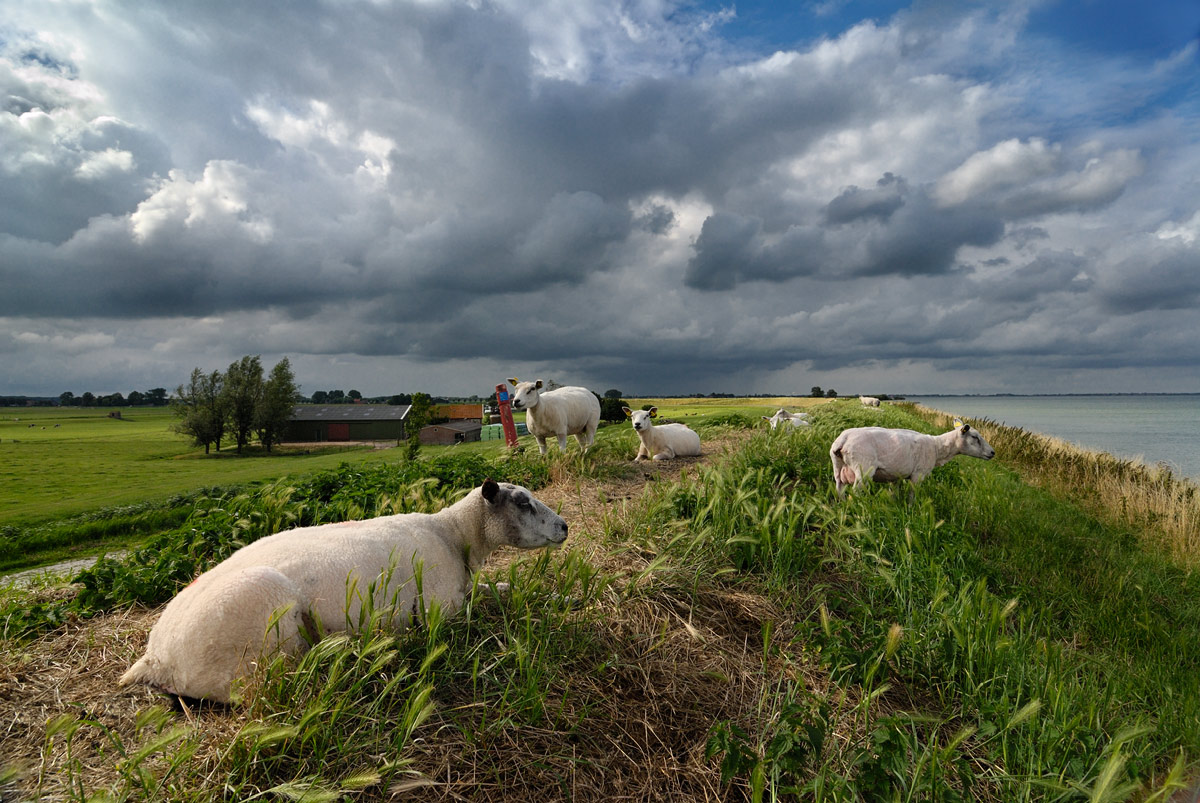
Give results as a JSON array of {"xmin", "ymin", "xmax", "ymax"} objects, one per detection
[
  {"xmin": 0, "ymin": 407, "xmax": 403, "ymax": 529},
  {"xmin": 1, "ymin": 397, "xmax": 828, "ymax": 528}
]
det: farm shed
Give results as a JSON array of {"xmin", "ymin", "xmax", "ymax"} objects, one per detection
[
  {"xmin": 433, "ymin": 404, "xmax": 484, "ymax": 422},
  {"xmin": 419, "ymin": 421, "xmax": 483, "ymax": 445},
  {"xmin": 285, "ymin": 404, "xmax": 411, "ymax": 442}
]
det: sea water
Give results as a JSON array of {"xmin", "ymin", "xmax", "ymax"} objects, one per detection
[{"xmin": 904, "ymin": 394, "xmax": 1200, "ymax": 482}]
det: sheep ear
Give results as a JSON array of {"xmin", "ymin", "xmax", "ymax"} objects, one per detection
[
  {"xmin": 535, "ymin": 379, "xmax": 544, "ymax": 389},
  {"xmin": 622, "ymin": 407, "xmax": 633, "ymax": 417},
  {"xmin": 649, "ymin": 407, "xmax": 658, "ymax": 417},
  {"xmin": 482, "ymin": 478, "xmax": 501, "ymax": 503},
  {"xmin": 508, "ymin": 378, "xmax": 518, "ymax": 387},
  {"xmin": 961, "ymin": 424, "xmax": 971, "ymax": 433},
  {"xmin": 762, "ymin": 416, "xmax": 771, "ymax": 421}
]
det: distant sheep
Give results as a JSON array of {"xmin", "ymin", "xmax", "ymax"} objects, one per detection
[
  {"xmin": 622, "ymin": 406, "xmax": 701, "ymax": 462},
  {"xmin": 762, "ymin": 408, "xmax": 811, "ymax": 430},
  {"xmin": 120, "ymin": 479, "xmax": 567, "ymax": 703},
  {"xmin": 859, "ymin": 396, "xmax": 881, "ymax": 408},
  {"xmin": 508, "ymin": 378, "xmax": 600, "ymax": 455},
  {"xmin": 830, "ymin": 424, "xmax": 995, "ymax": 496}
]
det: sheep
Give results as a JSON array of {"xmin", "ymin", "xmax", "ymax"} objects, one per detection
[
  {"xmin": 762, "ymin": 408, "xmax": 811, "ymax": 430},
  {"xmin": 119, "ymin": 479, "xmax": 567, "ymax": 703},
  {"xmin": 859, "ymin": 396, "xmax": 881, "ymax": 408},
  {"xmin": 622, "ymin": 406, "xmax": 702, "ymax": 462},
  {"xmin": 507, "ymin": 378, "xmax": 601, "ymax": 455},
  {"xmin": 830, "ymin": 424, "xmax": 995, "ymax": 496}
]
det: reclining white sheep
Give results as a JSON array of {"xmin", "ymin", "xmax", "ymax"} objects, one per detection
[
  {"xmin": 508, "ymin": 378, "xmax": 601, "ymax": 455},
  {"xmin": 859, "ymin": 396, "xmax": 881, "ymax": 408},
  {"xmin": 622, "ymin": 406, "xmax": 702, "ymax": 461},
  {"xmin": 762, "ymin": 408, "xmax": 811, "ymax": 429},
  {"xmin": 830, "ymin": 424, "xmax": 995, "ymax": 496},
  {"xmin": 119, "ymin": 479, "xmax": 567, "ymax": 703}
]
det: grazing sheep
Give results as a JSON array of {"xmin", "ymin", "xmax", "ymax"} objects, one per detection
[
  {"xmin": 830, "ymin": 424, "xmax": 995, "ymax": 496},
  {"xmin": 762, "ymin": 408, "xmax": 811, "ymax": 430},
  {"xmin": 859, "ymin": 396, "xmax": 881, "ymax": 408},
  {"xmin": 119, "ymin": 479, "xmax": 567, "ymax": 703},
  {"xmin": 622, "ymin": 406, "xmax": 702, "ymax": 462},
  {"xmin": 508, "ymin": 378, "xmax": 601, "ymax": 455}
]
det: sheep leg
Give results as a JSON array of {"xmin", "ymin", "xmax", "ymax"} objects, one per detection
[
  {"xmin": 535, "ymin": 435, "xmax": 549, "ymax": 455},
  {"xmin": 652, "ymin": 447, "xmax": 676, "ymax": 461},
  {"xmin": 556, "ymin": 434, "xmax": 570, "ymax": 452},
  {"xmin": 633, "ymin": 443, "xmax": 650, "ymax": 462}
]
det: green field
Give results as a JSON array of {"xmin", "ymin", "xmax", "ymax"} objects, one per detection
[
  {"xmin": 0, "ymin": 398, "xmax": 827, "ymax": 529},
  {"xmin": 0, "ymin": 407, "xmax": 404, "ymax": 528}
]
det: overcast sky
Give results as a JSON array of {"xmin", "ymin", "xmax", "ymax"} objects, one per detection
[{"xmin": 2, "ymin": 0, "xmax": 1198, "ymax": 398}]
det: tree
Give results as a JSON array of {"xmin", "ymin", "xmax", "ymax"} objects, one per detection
[
  {"xmin": 406, "ymin": 392, "xmax": 432, "ymax": 460},
  {"xmin": 388, "ymin": 393, "xmax": 412, "ymax": 406},
  {"xmin": 348, "ymin": 389, "xmax": 362, "ymax": 401},
  {"xmin": 599, "ymin": 395, "xmax": 628, "ymax": 423},
  {"xmin": 328, "ymin": 389, "xmax": 345, "ymax": 404},
  {"xmin": 81, "ymin": 392, "xmax": 95, "ymax": 406},
  {"xmin": 810, "ymin": 386, "xmax": 823, "ymax": 398},
  {"xmin": 223, "ymin": 355, "xmax": 264, "ymax": 453},
  {"xmin": 172, "ymin": 369, "xmax": 226, "ymax": 454},
  {"xmin": 311, "ymin": 390, "xmax": 329, "ymax": 404},
  {"xmin": 604, "ymin": 389, "xmax": 623, "ymax": 399},
  {"xmin": 127, "ymin": 390, "xmax": 145, "ymax": 406},
  {"xmin": 826, "ymin": 388, "xmax": 837, "ymax": 398},
  {"xmin": 256, "ymin": 357, "xmax": 299, "ymax": 453},
  {"xmin": 59, "ymin": 391, "xmax": 74, "ymax": 407},
  {"xmin": 146, "ymin": 387, "xmax": 169, "ymax": 406}
]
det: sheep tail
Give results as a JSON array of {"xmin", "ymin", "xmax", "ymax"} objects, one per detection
[{"xmin": 119, "ymin": 656, "xmax": 155, "ymax": 688}]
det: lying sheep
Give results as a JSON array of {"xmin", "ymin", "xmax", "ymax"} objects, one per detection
[
  {"xmin": 859, "ymin": 396, "xmax": 881, "ymax": 408},
  {"xmin": 622, "ymin": 406, "xmax": 701, "ymax": 461},
  {"xmin": 762, "ymin": 408, "xmax": 811, "ymax": 429},
  {"xmin": 508, "ymin": 378, "xmax": 601, "ymax": 455},
  {"xmin": 120, "ymin": 479, "xmax": 567, "ymax": 703},
  {"xmin": 830, "ymin": 424, "xmax": 995, "ymax": 496}
]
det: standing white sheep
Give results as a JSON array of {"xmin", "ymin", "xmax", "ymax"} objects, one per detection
[
  {"xmin": 858, "ymin": 396, "xmax": 881, "ymax": 408},
  {"xmin": 508, "ymin": 378, "xmax": 601, "ymax": 455},
  {"xmin": 830, "ymin": 424, "xmax": 995, "ymax": 496},
  {"xmin": 762, "ymin": 408, "xmax": 811, "ymax": 429},
  {"xmin": 622, "ymin": 407, "xmax": 702, "ymax": 462},
  {"xmin": 119, "ymin": 479, "xmax": 567, "ymax": 703}
]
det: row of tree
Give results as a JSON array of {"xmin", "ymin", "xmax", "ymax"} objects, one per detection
[
  {"xmin": 60, "ymin": 389, "xmax": 170, "ymax": 407},
  {"xmin": 172, "ymin": 356, "xmax": 299, "ymax": 454}
]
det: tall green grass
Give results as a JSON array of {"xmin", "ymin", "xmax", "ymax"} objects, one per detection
[{"xmin": 8, "ymin": 401, "xmax": 1200, "ymax": 801}]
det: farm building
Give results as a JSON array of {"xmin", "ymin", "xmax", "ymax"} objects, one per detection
[
  {"xmin": 285, "ymin": 404, "xmax": 410, "ymax": 442},
  {"xmin": 419, "ymin": 420, "xmax": 483, "ymax": 445},
  {"xmin": 433, "ymin": 404, "xmax": 484, "ymax": 422}
]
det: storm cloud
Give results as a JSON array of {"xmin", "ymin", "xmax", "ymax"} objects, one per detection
[{"xmin": 1, "ymin": 0, "xmax": 1198, "ymax": 396}]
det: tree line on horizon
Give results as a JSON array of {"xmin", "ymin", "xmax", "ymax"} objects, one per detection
[{"xmin": 173, "ymin": 356, "xmax": 299, "ymax": 455}]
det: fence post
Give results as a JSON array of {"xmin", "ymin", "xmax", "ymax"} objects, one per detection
[{"xmin": 494, "ymin": 383, "xmax": 520, "ymax": 449}]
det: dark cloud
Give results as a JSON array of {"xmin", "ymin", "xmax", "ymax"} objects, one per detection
[
  {"xmin": 824, "ymin": 173, "xmax": 906, "ymax": 224},
  {"xmin": 0, "ymin": 1, "xmax": 1197, "ymax": 396}
]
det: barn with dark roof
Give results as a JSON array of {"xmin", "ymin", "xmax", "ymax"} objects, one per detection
[{"xmin": 285, "ymin": 404, "xmax": 411, "ymax": 442}]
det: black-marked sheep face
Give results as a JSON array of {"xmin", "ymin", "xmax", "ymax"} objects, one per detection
[
  {"xmin": 508, "ymin": 379, "xmax": 544, "ymax": 412},
  {"xmin": 481, "ymin": 479, "xmax": 567, "ymax": 548},
  {"xmin": 956, "ymin": 424, "xmax": 996, "ymax": 460}
]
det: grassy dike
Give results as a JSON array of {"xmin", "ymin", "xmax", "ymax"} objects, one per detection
[{"xmin": 2, "ymin": 401, "xmax": 1199, "ymax": 800}]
